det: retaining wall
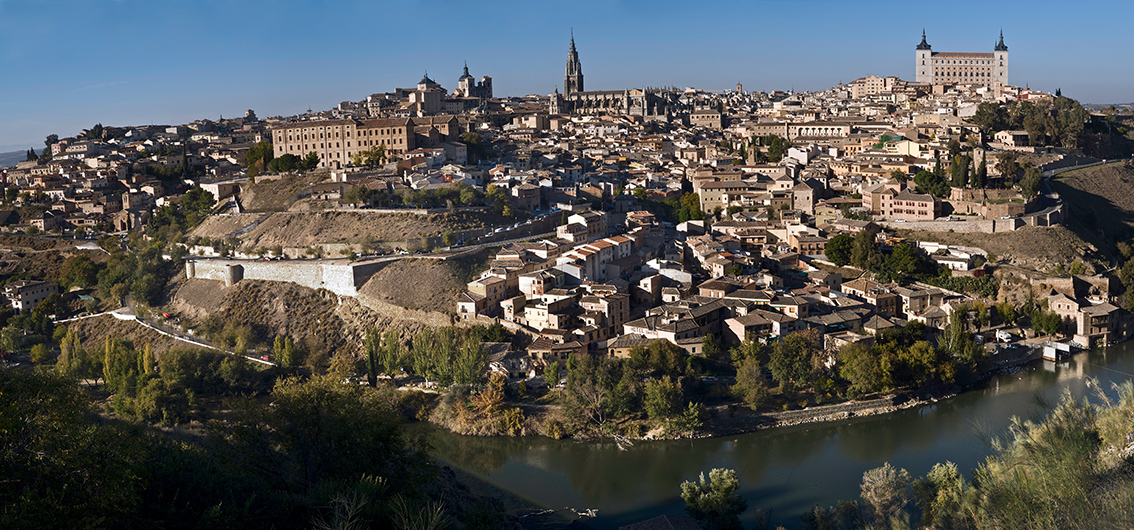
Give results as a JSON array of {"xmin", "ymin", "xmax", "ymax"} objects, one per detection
[
  {"xmin": 186, "ymin": 258, "xmax": 391, "ymax": 296},
  {"xmin": 878, "ymin": 218, "xmax": 1021, "ymax": 233},
  {"xmin": 766, "ymin": 396, "xmax": 898, "ymax": 423}
]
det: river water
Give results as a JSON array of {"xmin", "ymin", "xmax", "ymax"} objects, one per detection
[{"xmin": 422, "ymin": 343, "xmax": 1134, "ymax": 529}]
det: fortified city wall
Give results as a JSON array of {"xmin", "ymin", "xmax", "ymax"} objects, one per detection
[{"xmin": 185, "ymin": 259, "xmax": 388, "ymax": 297}]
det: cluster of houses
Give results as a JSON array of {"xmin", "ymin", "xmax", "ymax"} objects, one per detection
[{"xmin": 1, "ymin": 111, "xmax": 269, "ymax": 234}]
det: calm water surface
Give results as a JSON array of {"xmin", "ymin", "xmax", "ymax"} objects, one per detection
[{"xmin": 422, "ymin": 343, "xmax": 1134, "ymax": 529}]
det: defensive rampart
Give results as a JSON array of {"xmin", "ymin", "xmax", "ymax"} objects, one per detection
[{"xmin": 186, "ymin": 258, "xmax": 389, "ymax": 296}]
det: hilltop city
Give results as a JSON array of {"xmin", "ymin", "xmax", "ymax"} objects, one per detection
[{"xmin": 3, "ymin": 30, "xmax": 1134, "ymax": 530}]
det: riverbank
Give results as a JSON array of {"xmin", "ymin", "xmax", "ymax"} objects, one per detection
[
  {"xmin": 436, "ymin": 458, "xmax": 585, "ymax": 530},
  {"xmin": 423, "ymin": 342, "xmax": 1134, "ymax": 530},
  {"xmin": 420, "ymin": 337, "xmax": 1051, "ymax": 442}
]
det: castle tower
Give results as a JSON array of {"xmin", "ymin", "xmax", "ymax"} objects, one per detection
[
  {"xmin": 565, "ymin": 33, "xmax": 584, "ymax": 94},
  {"xmin": 992, "ymin": 30, "xmax": 1009, "ymax": 91},
  {"xmin": 915, "ymin": 29, "xmax": 932, "ymax": 84}
]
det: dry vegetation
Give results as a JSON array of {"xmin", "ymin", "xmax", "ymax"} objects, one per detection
[
  {"xmin": 239, "ymin": 172, "xmax": 329, "ymax": 212},
  {"xmin": 190, "ymin": 209, "xmax": 507, "ymax": 249},
  {"xmin": 0, "ymin": 235, "xmax": 109, "ymax": 282},
  {"xmin": 897, "ymin": 225, "xmax": 1103, "ymax": 273},
  {"xmin": 62, "ymin": 314, "xmax": 182, "ymax": 354}
]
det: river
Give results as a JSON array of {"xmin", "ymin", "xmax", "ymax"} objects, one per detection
[{"xmin": 422, "ymin": 342, "xmax": 1134, "ymax": 529}]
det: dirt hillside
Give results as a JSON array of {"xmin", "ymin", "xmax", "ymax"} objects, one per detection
[
  {"xmin": 896, "ymin": 225, "xmax": 1102, "ymax": 273},
  {"xmin": 0, "ymin": 235, "xmax": 110, "ymax": 282},
  {"xmin": 190, "ymin": 210, "xmax": 505, "ymax": 249},
  {"xmin": 357, "ymin": 252, "xmax": 489, "ymax": 313},
  {"xmin": 1051, "ymin": 160, "xmax": 1134, "ymax": 254},
  {"xmin": 240, "ymin": 173, "xmax": 328, "ymax": 212}
]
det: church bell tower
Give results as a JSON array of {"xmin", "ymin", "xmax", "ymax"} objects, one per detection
[{"xmin": 565, "ymin": 33, "xmax": 584, "ymax": 94}]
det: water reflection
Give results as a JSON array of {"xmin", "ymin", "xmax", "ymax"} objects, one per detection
[{"xmin": 425, "ymin": 343, "xmax": 1134, "ymax": 529}]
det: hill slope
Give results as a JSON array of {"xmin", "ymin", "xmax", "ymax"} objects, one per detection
[{"xmin": 1052, "ymin": 160, "xmax": 1134, "ymax": 255}]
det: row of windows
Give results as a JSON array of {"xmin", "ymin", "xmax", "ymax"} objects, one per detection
[
  {"xmin": 275, "ymin": 127, "xmax": 405, "ymax": 143},
  {"xmin": 923, "ymin": 60, "xmax": 1004, "ymax": 67},
  {"xmin": 934, "ymin": 59, "xmax": 993, "ymax": 65}
]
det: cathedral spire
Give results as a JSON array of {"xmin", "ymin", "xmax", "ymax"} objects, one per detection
[{"xmin": 565, "ymin": 32, "xmax": 583, "ymax": 94}]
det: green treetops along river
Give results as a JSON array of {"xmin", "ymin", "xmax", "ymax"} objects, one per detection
[{"xmin": 422, "ymin": 342, "xmax": 1134, "ymax": 529}]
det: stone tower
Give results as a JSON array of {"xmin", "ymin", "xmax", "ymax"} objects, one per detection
[
  {"xmin": 992, "ymin": 30, "xmax": 1009, "ymax": 91},
  {"xmin": 565, "ymin": 33, "xmax": 584, "ymax": 94},
  {"xmin": 915, "ymin": 29, "xmax": 932, "ymax": 84},
  {"xmin": 457, "ymin": 62, "xmax": 474, "ymax": 96}
]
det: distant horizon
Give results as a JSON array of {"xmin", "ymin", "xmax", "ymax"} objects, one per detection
[{"xmin": 2, "ymin": 0, "xmax": 1132, "ymax": 148}]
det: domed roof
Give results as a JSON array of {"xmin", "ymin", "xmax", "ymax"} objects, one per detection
[{"xmin": 459, "ymin": 62, "xmax": 473, "ymax": 81}]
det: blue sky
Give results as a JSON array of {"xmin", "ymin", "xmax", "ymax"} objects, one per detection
[{"xmin": 1, "ymin": 0, "xmax": 1131, "ymax": 150}]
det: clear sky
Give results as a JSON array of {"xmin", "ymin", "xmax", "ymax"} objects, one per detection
[{"xmin": 2, "ymin": 0, "xmax": 1131, "ymax": 150}]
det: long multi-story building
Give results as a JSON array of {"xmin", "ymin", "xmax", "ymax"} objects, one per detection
[
  {"xmin": 269, "ymin": 115, "xmax": 461, "ymax": 169},
  {"xmin": 914, "ymin": 30, "xmax": 1008, "ymax": 90}
]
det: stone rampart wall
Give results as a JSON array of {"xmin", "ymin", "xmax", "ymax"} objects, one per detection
[{"xmin": 186, "ymin": 258, "xmax": 390, "ymax": 297}]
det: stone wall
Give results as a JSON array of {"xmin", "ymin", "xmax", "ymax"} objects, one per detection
[
  {"xmin": 186, "ymin": 258, "xmax": 391, "ymax": 296},
  {"xmin": 878, "ymin": 217, "xmax": 1021, "ymax": 233}
]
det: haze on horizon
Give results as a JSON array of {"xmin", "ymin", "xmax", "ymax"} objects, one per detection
[{"xmin": 1, "ymin": 0, "xmax": 1131, "ymax": 149}]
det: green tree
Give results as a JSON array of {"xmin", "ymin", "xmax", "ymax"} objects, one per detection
[
  {"xmin": 268, "ymin": 153, "xmax": 300, "ymax": 173},
  {"xmin": 381, "ymin": 330, "xmax": 402, "ymax": 375},
  {"xmin": 59, "ymin": 255, "xmax": 100, "ymax": 289},
  {"xmin": 678, "ymin": 192, "xmax": 705, "ymax": 222},
  {"xmin": 301, "ymin": 151, "xmax": 320, "ymax": 171},
  {"xmin": 945, "ymin": 305, "xmax": 984, "ymax": 365},
  {"xmin": 995, "ymin": 152, "xmax": 1021, "ymax": 185},
  {"xmin": 851, "ymin": 229, "xmax": 877, "ymax": 270},
  {"xmin": 824, "ymin": 233, "xmax": 854, "ymax": 266},
  {"xmin": 768, "ymin": 331, "xmax": 818, "ymax": 391},
  {"xmin": 732, "ymin": 356, "xmax": 768, "ymax": 410},
  {"xmin": 973, "ymin": 102, "xmax": 1009, "ymax": 135},
  {"xmin": 461, "ymin": 132, "xmax": 488, "ymax": 162},
  {"xmin": 0, "ymin": 370, "xmax": 151, "ymax": 527},
  {"xmin": 1020, "ymin": 163, "xmax": 1043, "ymax": 199},
  {"xmin": 452, "ymin": 337, "xmax": 487, "ymax": 385},
  {"xmin": 680, "ymin": 468, "xmax": 748, "ymax": 530},
  {"xmin": 245, "ymin": 141, "xmax": 274, "ymax": 173},
  {"xmin": 363, "ymin": 327, "xmax": 381, "ymax": 387},
  {"xmin": 912, "ymin": 461, "xmax": 967, "ymax": 529},
  {"xmin": 142, "ymin": 343, "xmax": 154, "ymax": 374},
  {"xmin": 644, "ymin": 375, "xmax": 682, "ymax": 422},
  {"xmin": 763, "ymin": 134, "xmax": 788, "ymax": 162},
  {"xmin": 839, "ymin": 342, "xmax": 882, "ymax": 397},
  {"xmin": 30, "ymin": 343, "xmax": 51, "ymax": 363},
  {"xmin": 543, "ymin": 360, "xmax": 560, "ymax": 387},
  {"xmin": 216, "ymin": 374, "xmax": 416, "ymax": 494},
  {"xmin": 913, "ymin": 169, "xmax": 950, "ymax": 198},
  {"xmin": 343, "ymin": 186, "xmax": 371, "ymax": 207},
  {"xmin": 273, "ymin": 335, "xmax": 298, "ymax": 368}
]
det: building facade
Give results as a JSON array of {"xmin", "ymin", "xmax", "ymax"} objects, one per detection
[
  {"xmin": 914, "ymin": 30, "xmax": 1008, "ymax": 90},
  {"xmin": 270, "ymin": 116, "xmax": 462, "ymax": 169}
]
